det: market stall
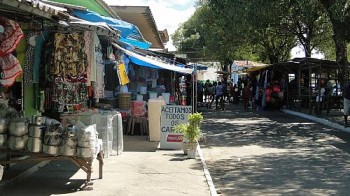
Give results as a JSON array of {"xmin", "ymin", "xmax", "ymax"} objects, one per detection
[
  {"xmin": 0, "ymin": 0, "xmax": 127, "ymax": 184},
  {"xmin": 247, "ymin": 58, "xmax": 347, "ymax": 114}
]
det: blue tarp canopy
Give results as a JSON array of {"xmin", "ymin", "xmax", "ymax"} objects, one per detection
[
  {"xmin": 186, "ymin": 64, "xmax": 208, "ymax": 70},
  {"xmin": 73, "ymin": 10, "xmax": 151, "ymax": 49},
  {"xmin": 113, "ymin": 43, "xmax": 193, "ymax": 74},
  {"xmin": 128, "ymin": 56, "xmax": 159, "ymax": 69}
]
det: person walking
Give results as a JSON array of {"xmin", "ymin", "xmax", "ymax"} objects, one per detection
[
  {"xmin": 215, "ymin": 81, "xmax": 224, "ymax": 110},
  {"xmin": 208, "ymin": 81, "xmax": 217, "ymax": 109},
  {"xmin": 242, "ymin": 83, "xmax": 252, "ymax": 111},
  {"xmin": 204, "ymin": 79, "xmax": 210, "ymax": 102}
]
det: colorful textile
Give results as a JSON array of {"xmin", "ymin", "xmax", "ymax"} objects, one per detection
[
  {"xmin": 0, "ymin": 17, "xmax": 24, "ymax": 57},
  {"xmin": 117, "ymin": 62, "xmax": 129, "ymax": 85},
  {"xmin": 53, "ymin": 33, "xmax": 87, "ymax": 82},
  {"xmin": 0, "ymin": 54, "xmax": 23, "ymax": 86},
  {"xmin": 52, "ymin": 81, "xmax": 88, "ymax": 105},
  {"xmin": 84, "ymin": 31, "xmax": 94, "ymax": 85}
]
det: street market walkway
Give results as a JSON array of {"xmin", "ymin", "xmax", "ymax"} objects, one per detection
[
  {"xmin": 199, "ymin": 104, "xmax": 350, "ymax": 195},
  {"xmin": 0, "ymin": 136, "xmax": 210, "ymax": 196}
]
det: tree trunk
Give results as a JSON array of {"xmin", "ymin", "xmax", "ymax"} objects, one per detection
[
  {"xmin": 303, "ymin": 39, "xmax": 312, "ymax": 58},
  {"xmin": 332, "ymin": 21, "xmax": 348, "ymax": 86},
  {"xmin": 269, "ymin": 55, "xmax": 279, "ymax": 64}
]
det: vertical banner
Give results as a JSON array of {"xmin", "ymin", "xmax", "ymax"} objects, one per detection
[{"xmin": 160, "ymin": 105, "xmax": 192, "ymax": 149}]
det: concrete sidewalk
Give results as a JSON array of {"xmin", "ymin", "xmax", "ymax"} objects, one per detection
[{"xmin": 0, "ymin": 135, "xmax": 211, "ymax": 196}]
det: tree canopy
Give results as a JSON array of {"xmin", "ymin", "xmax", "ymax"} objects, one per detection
[{"xmin": 172, "ymin": 0, "xmax": 350, "ymax": 67}]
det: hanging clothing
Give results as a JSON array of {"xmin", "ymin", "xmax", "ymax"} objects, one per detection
[
  {"xmin": 0, "ymin": 54, "xmax": 23, "ymax": 87},
  {"xmin": 0, "ymin": 17, "xmax": 24, "ymax": 57},
  {"xmin": 90, "ymin": 32, "xmax": 100, "ymax": 83},
  {"xmin": 117, "ymin": 62, "xmax": 129, "ymax": 85},
  {"xmin": 33, "ymin": 31, "xmax": 49, "ymax": 83},
  {"xmin": 52, "ymin": 81, "xmax": 88, "ymax": 105},
  {"xmin": 84, "ymin": 31, "xmax": 94, "ymax": 85},
  {"xmin": 24, "ymin": 32, "xmax": 38, "ymax": 86},
  {"xmin": 52, "ymin": 33, "xmax": 87, "ymax": 82},
  {"xmin": 93, "ymin": 37, "xmax": 104, "ymax": 99},
  {"xmin": 104, "ymin": 62, "xmax": 118, "ymax": 91}
]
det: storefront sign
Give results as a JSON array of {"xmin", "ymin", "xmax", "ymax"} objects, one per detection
[{"xmin": 160, "ymin": 105, "xmax": 192, "ymax": 149}]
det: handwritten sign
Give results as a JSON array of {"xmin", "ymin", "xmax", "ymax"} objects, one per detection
[{"xmin": 160, "ymin": 105, "xmax": 192, "ymax": 149}]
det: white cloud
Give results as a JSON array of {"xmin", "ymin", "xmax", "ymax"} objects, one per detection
[{"xmin": 105, "ymin": 0, "xmax": 196, "ymax": 51}]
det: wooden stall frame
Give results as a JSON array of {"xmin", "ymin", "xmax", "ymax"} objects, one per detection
[{"xmin": 0, "ymin": 149, "xmax": 104, "ymax": 186}]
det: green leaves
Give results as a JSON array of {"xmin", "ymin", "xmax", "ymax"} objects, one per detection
[{"xmin": 174, "ymin": 112, "xmax": 203, "ymax": 143}]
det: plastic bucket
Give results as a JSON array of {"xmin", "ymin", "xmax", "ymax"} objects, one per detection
[
  {"xmin": 136, "ymin": 94, "xmax": 143, "ymax": 101},
  {"xmin": 149, "ymin": 92, "xmax": 157, "ymax": 100},
  {"xmin": 162, "ymin": 93, "xmax": 170, "ymax": 104}
]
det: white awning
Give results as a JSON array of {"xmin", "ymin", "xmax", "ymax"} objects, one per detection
[{"xmin": 112, "ymin": 43, "xmax": 193, "ymax": 74}]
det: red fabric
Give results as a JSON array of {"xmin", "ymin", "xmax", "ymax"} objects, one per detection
[
  {"xmin": 0, "ymin": 54, "xmax": 23, "ymax": 87},
  {"xmin": 272, "ymin": 85, "xmax": 281, "ymax": 93},
  {"xmin": 266, "ymin": 88, "xmax": 272, "ymax": 96},
  {"xmin": 0, "ymin": 17, "xmax": 24, "ymax": 57}
]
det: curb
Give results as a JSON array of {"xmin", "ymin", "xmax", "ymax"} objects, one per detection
[
  {"xmin": 281, "ymin": 109, "xmax": 350, "ymax": 133},
  {"xmin": 197, "ymin": 144, "xmax": 218, "ymax": 196}
]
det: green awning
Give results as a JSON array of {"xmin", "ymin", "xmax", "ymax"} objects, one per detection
[{"xmin": 48, "ymin": 0, "xmax": 111, "ymax": 17}]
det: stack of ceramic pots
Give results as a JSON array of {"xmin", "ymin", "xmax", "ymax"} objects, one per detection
[
  {"xmin": 27, "ymin": 116, "xmax": 46, "ymax": 153},
  {"xmin": 8, "ymin": 117, "xmax": 29, "ymax": 150},
  {"xmin": 43, "ymin": 123, "xmax": 62, "ymax": 156},
  {"xmin": 77, "ymin": 124, "xmax": 98, "ymax": 158},
  {"xmin": 0, "ymin": 118, "xmax": 9, "ymax": 147},
  {"xmin": 60, "ymin": 124, "xmax": 77, "ymax": 156}
]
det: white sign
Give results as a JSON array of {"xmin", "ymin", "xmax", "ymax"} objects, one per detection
[{"xmin": 160, "ymin": 105, "xmax": 192, "ymax": 149}]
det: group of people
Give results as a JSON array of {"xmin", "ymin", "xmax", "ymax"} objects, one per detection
[{"xmin": 198, "ymin": 78, "xmax": 248, "ymax": 110}]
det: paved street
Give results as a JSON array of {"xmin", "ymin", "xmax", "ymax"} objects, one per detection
[{"xmin": 199, "ymin": 104, "xmax": 350, "ymax": 196}]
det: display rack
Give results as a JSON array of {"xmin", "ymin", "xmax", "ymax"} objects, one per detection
[{"xmin": 0, "ymin": 148, "xmax": 104, "ymax": 186}]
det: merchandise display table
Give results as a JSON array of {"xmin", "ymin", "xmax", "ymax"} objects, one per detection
[{"xmin": 0, "ymin": 148, "xmax": 104, "ymax": 185}]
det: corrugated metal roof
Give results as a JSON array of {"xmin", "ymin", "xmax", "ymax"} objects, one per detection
[
  {"xmin": 0, "ymin": 0, "xmax": 69, "ymax": 20},
  {"xmin": 110, "ymin": 6, "xmax": 165, "ymax": 49}
]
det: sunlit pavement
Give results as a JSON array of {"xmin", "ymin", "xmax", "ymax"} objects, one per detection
[{"xmin": 199, "ymin": 103, "xmax": 350, "ymax": 196}]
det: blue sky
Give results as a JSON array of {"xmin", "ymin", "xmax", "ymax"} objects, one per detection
[{"xmin": 106, "ymin": 0, "xmax": 197, "ymax": 51}]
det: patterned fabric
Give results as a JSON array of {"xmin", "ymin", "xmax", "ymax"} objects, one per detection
[
  {"xmin": 0, "ymin": 17, "xmax": 24, "ymax": 57},
  {"xmin": 52, "ymin": 33, "xmax": 87, "ymax": 82},
  {"xmin": 0, "ymin": 54, "xmax": 23, "ymax": 86},
  {"xmin": 52, "ymin": 80, "xmax": 88, "ymax": 105},
  {"xmin": 93, "ymin": 62, "xmax": 104, "ymax": 99},
  {"xmin": 24, "ymin": 32, "xmax": 38, "ymax": 86},
  {"xmin": 93, "ymin": 34, "xmax": 104, "ymax": 99},
  {"xmin": 83, "ymin": 31, "xmax": 93, "ymax": 85}
]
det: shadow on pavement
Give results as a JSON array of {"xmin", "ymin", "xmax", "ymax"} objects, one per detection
[
  {"xmin": 199, "ymin": 103, "xmax": 350, "ymax": 195},
  {"xmin": 1, "ymin": 160, "xmax": 85, "ymax": 196}
]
